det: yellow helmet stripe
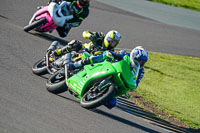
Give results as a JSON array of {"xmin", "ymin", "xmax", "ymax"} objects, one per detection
[
  {"xmin": 104, "ymin": 40, "xmax": 109, "ymax": 48},
  {"xmin": 110, "ymin": 30, "xmax": 114, "ymax": 38}
]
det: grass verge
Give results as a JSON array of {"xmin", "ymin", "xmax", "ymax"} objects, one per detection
[
  {"xmin": 132, "ymin": 52, "xmax": 200, "ymax": 129},
  {"xmin": 150, "ymin": 0, "xmax": 200, "ymax": 11}
]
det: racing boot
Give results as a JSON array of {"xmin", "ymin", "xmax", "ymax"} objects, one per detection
[
  {"xmin": 104, "ymin": 97, "xmax": 117, "ymax": 109},
  {"xmin": 56, "ymin": 23, "xmax": 72, "ymax": 38}
]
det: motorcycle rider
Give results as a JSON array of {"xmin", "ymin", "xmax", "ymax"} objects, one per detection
[
  {"xmin": 48, "ymin": 0, "xmax": 90, "ymax": 37},
  {"xmin": 51, "ymin": 30, "xmax": 121, "ymax": 57},
  {"xmin": 68, "ymin": 46, "xmax": 149, "ymax": 109}
]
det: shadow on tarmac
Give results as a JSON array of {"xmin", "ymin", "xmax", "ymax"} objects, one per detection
[
  {"xmin": 94, "ymin": 109, "xmax": 160, "ymax": 133},
  {"xmin": 52, "ymin": 93, "xmax": 161, "ymax": 133},
  {"xmin": 45, "ymin": 90, "xmax": 200, "ymax": 133},
  {"xmin": 0, "ymin": 14, "xmax": 8, "ymax": 19},
  {"xmin": 28, "ymin": 31, "xmax": 69, "ymax": 46}
]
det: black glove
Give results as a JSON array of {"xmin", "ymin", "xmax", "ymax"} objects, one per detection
[
  {"xmin": 64, "ymin": 23, "xmax": 72, "ymax": 29},
  {"xmin": 90, "ymin": 32, "xmax": 101, "ymax": 41},
  {"xmin": 66, "ymin": 40, "xmax": 83, "ymax": 52},
  {"xmin": 81, "ymin": 57, "xmax": 91, "ymax": 65}
]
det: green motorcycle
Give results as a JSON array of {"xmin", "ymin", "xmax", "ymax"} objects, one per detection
[{"xmin": 46, "ymin": 52, "xmax": 138, "ymax": 109}]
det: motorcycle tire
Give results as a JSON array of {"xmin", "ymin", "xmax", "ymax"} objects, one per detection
[
  {"xmin": 80, "ymin": 81, "xmax": 115, "ymax": 109},
  {"xmin": 46, "ymin": 69, "xmax": 68, "ymax": 94},
  {"xmin": 24, "ymin": 18, "xmax": 47, "ymax": 32},
  {"xmin": 32, "ymin": 58, "xmax": 48, "ymax": 75}
]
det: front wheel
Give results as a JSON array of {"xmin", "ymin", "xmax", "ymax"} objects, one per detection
[
  {"xmin": 24, "ymin": 18, "xmax": 47, "ymax": 32},
  {"xmin": 32, "ymin": 58, "xmax": 48, "ymax": 75},
  {"xmin": 80, "ymin": 81, "xmax": 115, "ymax": 109},
  {"xmin": 46, "ymin": 69, "xmax": 68, "ymax": 94}
]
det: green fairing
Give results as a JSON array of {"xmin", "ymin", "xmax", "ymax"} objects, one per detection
[{"xmin": 67, "ymin": 55, "xmax": 137, "ymax": 99}]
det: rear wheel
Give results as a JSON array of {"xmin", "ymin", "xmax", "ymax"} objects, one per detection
[
  {"xmin": 80, "ymin": 81, "xmax": 115, "ymax": 109},
  {"xmin": 24, "ymin": 18, "xmax": 47, "ymax": 32},
  {"xmin": 46, "ymin": 69, "xmax": 68, "ymax": 94},
  {"xmin": 32, "ymin": 58, "xmax": 48, "ymax": 75}
]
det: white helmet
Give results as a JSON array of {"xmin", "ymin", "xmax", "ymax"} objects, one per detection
[{"xmin": 130, "ymin": 46, "xmax": 149, "ymax": 68}]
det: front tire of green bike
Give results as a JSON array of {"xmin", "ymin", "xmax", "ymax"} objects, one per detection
[{"xmin": 80, "ymin": 81, "xmax": 115, "ymax": 109}]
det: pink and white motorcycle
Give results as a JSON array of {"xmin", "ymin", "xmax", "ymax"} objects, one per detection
[{"xmin": 24, "ymin": 1, "xmax": 73, "ymax": 33}]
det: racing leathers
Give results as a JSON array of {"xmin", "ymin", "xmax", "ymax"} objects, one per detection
[{"xmin": 49, "ymin": 0, "xmax": 89, "ymax": 37}]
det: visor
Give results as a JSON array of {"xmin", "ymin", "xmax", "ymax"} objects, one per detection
[
  {"xmin": 109, "ymin": 40, "xmax": 119, "ymax": 48},
  {"xmin": 135, "ymin": 58, "xmax": 146, "ymax": 68},
  {"xmin": 106, "ymin": 37, "xmax": 119, "ymax": 48}
]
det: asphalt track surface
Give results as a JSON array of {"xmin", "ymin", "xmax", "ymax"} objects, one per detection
[
  {"xmin": 96, "ymin": 0, "xmax": 200, "ymax": 31},
  {"xmin": 0, "ymin": 0, "xmax": 199, "ymax": 133}
]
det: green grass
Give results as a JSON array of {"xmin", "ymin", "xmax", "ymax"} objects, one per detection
[
  {"xmin": 134, "ymin": 52, "xmax": 200, "ymax": 129},
  {"xmin": 150, "ymin": 0, "xmax": 200, "ymax": 11}
]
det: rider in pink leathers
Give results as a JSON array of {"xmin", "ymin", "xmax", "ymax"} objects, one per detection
[{"xmin": 49, "ymin": 0, "xmax": 90, "ymax": 37}]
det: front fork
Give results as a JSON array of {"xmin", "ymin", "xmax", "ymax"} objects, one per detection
[
  {"xmin": 46, "ymin": 51, "xmax": 54, "ymax": 74},
  {"xmin": 63, "ymin": 53, "xmax": 72, "ymax": 87},
  {"xmin": 46, "ymin": 41, "xmax": 59, "ymax": 74}
]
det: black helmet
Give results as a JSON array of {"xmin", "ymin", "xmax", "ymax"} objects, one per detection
[{"xmin": 77, "ymin": 0, "xmax": 89, "ymax": 8}]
